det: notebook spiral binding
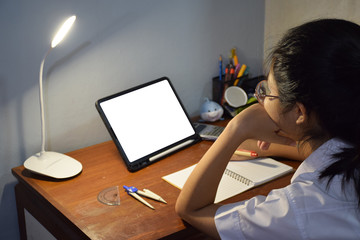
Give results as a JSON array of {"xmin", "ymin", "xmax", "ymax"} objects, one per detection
[{"xmin": 224, "ymin": 168, "xmax": 253, "ymax": 186}]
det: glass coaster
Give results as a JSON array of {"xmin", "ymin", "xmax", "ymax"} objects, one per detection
[{"xmin": 97, "ymin": 186, "xmax": 121, "ymax": 206}]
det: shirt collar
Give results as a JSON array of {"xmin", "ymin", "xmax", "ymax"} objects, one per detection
[{"xmin": 291, "ymin": 138, "xmax": 350, "ymax": 182}]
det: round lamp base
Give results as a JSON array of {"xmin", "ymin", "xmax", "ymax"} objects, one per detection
[{"xmin": 24, "ymin": 151, "xmax": 82, "ymax": 179}]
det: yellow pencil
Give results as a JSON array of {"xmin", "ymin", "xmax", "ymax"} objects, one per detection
[
  {"xmin": 233, "ymin": 64, "xmax": 247, "ymax": 86},
  {"xmin": 234, "ymin": 149, "xmax": 258, "ymax": 157}
]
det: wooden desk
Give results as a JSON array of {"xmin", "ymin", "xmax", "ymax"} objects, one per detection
[{"xmin": 12, "ymin": 139, "xmax": 300, "ymax": 240}]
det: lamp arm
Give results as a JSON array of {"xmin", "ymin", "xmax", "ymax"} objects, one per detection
[{"xmin": 39, "ymin": 48, "xmax": 52, "ymax": 154}]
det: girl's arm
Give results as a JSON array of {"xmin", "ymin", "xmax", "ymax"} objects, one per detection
[
  {"xmin": 234, "ymin": 139, "xmax": 308, "ymax": 161},
  {"xmin": 175, "ymin": 104, "xmax": 296, "ymax": 238}
]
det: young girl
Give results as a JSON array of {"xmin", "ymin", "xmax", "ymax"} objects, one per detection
[{"xmin": 176, "ymin": 19, "xmax": 360, "ymax": 239}]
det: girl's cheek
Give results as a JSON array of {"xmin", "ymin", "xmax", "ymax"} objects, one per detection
[{"xmin": 263, "ymin": 101, "xmax": 281, "ymax": 125}]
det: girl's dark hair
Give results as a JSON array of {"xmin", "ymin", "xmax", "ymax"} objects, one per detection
[{"xmin": 268, "ymin": 19, "xmax": 360, "ymax": 204}]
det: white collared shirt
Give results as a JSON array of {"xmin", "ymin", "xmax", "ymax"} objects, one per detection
[{"xmin": 215, "ymin": 138, "xmax": 360, "ymax": 239}]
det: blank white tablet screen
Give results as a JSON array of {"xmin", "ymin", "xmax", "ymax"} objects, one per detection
[{"xmin": 99, "ymin": 80, "xmax": 195, "ymax": 162}]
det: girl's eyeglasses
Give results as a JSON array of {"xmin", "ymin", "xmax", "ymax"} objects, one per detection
[{"xmin": 254, "ymin": 80, "xmax": 280, "ymax": 104}]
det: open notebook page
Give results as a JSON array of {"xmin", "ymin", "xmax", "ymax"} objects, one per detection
[{"xmin": 162, "ymin": 158, "xmax": 293, "ymax": 203}]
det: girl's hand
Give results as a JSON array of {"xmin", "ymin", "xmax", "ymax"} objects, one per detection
[
  {"xmin": 229, "ymin": 104, "xmax": 296, "ymax": 147},
  {"xmin": 257, "ymin": 129, "xmax": 297, "ymax": 150}
]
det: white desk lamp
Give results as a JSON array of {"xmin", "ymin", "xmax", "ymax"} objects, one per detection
[{"xmin": 24, "ymin": 15, "xmax": 82, "ymax": 179}]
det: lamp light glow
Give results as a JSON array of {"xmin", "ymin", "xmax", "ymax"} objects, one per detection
[
  {"xmin": 51, "ymin": 15, "xmax": 76, "ymax": 48},
  {"xmin": 24, "ymin": 15, "xmax": 82, "ymax": 179}
]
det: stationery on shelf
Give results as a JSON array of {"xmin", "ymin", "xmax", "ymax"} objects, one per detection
[
  {"xmin": 222, "ymin": 96, "xmax": 258, "ymax": 118},
  {"xmin": 233, "ymin": 64, "xmax": 247, "ymax": 86},
  {"xmin": 231, "ymin": 48, "xmax": 239, "ymax": 66},
  {"xmin": 217, "ymin": 48, "xmax": 251, "ymax": 107},
  {"xmin": 162, "ymin": 157, "xmax": 293, "ymax": 203},
  {"xmin": 219, "ymin": 55, "xmax": 223, "ymax": 81},
  {"xmin": 234, "ymin": 63, "xmax": 241, "ymax": 78}
]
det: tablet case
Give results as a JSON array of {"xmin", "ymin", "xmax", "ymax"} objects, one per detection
[{"xmin": 96, "ymin": 77, "xmax": 201, "ymax": 172}]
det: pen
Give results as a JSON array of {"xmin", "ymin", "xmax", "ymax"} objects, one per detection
[
  {"xmin": 222, "ymin": 64, "xmax": 231, "ymax": 105},
  {"xmin": 230, "ymin": 66, "xmax": 235, "ymax": 81},
  {"xmin": 123, "ymin": 186, "xmax": 167, "ymax": 210},
  {"xmin": 138, "ymin": 189, "xmax": 167, "ymax": 204},
  {"xmin": 234, "ymin": 63, "xmax": 241, "ymax": 78},
  {"xmin": 219, "ymin": 55, "xmax": 223, "ymax": 81},
  {"xmin": 224, "ymin": 64, "xmax": 230, "ymax": 82},
  {"xmin": 231, "ymin": 48, "xmax": 239, "ymax": 66},
  {"xmin": 234, "ymin": 149, "xmax": 258, "ymax": 157},
  {"xmin": 237, "ymin": 64, "xmax": 247, "ymax": 78},
  {"xmin": 243, "ymin": 67, "xmax": 249, "ymax": 76}
]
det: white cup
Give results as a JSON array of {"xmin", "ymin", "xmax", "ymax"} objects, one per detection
[{"xmin": 224, "ymin": 86, "xmax": 248, "ymax": 108}]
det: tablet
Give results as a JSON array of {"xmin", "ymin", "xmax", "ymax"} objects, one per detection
[{"xmin": 96, "ymin": 77, "xmax": 201, "ymax": 172}]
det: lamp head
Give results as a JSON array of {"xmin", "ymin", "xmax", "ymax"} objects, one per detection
[{"xmin": 51, "ymin": 15, "xmax": 76, "ymax": 48}]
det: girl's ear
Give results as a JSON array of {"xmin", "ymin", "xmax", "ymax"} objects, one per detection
[{"xmin": 295, "ymin": 102, "xmax": 307, "ymax": 125}]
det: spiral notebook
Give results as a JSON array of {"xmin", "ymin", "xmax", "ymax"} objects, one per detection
[{"xmin": 162, "ymin": 158, "xmax": 293, "ymax": 203}]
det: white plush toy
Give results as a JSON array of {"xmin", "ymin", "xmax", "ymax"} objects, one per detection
[{"xmin": 200, "ymin": 98, "xmax": 224, "ymax": 122}]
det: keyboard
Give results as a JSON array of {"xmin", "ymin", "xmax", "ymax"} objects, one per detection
[{"xmin": 194, "ymin": 123, "xmax": 224, "ymax": 141}]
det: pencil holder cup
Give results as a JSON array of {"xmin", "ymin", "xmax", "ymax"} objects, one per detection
[
  {"xmin": 224, "ymin": 86, "xmax": 248, "ymax": 108},
  {"xmin": 212, "ymin": 75, "xmax": 229, "ymax": 104},
  {"xmin": 212, "ymin": 75, "xmax": 265, "ymax": 117},
  {"xmin": 212, "ymin": 75, "xmax": 247, "ymax": 105}
]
